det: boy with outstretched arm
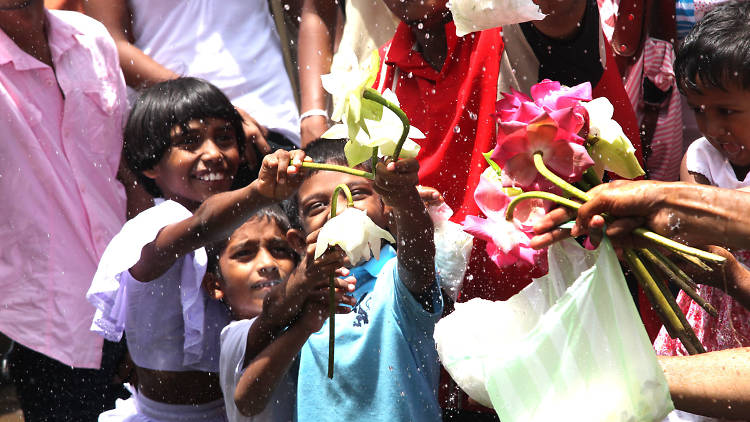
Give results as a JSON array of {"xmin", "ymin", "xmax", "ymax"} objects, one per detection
[{"xmin": 234, "ymin": 138, "xmax": 444, "ymax": 421}]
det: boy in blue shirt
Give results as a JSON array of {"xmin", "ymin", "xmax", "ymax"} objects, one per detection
[{"xmin": 233, "ymin": 138, "xmax": 443, "ymax": 421}]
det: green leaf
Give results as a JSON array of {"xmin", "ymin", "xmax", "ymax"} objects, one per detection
[
  {"xmin": 360, "ymin": 98, "xmax": 384, "ymax": 121},
  {"xmin": 344, "ymin": 139, "xmax": 374, "ymax": 167},
  {"xmin": 482, "ymin": 150, "xmax": 503, "ymax": 176}
]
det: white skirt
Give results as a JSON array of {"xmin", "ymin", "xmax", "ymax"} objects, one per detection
[{"xmin": 99, "ymin": 389, "xmax": 227, "ymax": 422}]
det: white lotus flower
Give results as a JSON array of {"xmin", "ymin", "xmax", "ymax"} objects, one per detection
[
  {"xmin": 448, "ymin": 0, "xmax": 545, "ymax": 37},
  {"xmin": 321, "ymin": 48, "xmax": 380, "ymax": 130},
  {"xmin": 322, "ymin": 89, "xmax": 424, "ymax": 167},
  {"xmin": 583, "ymin": 97, "xmax": 645, "ymax": 179},
  {"xmin": 314, "ymin": 208, "xmax": 395, "ymax": 266}
]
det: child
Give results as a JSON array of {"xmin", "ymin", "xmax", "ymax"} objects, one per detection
[
  {"xmin": 209, "ymin": 205, "xmax": 356, "ymax": 422},
  {"xmin": 87, "ymin": 77, "xmax": 306, "ymax": 421},
  {"xmin": 234, "ymin": 138, "xmax": 444, "ymax": 421},
  {"xmin": 654, "ymin": 2, "xmax": 750, "ymax": 419}
]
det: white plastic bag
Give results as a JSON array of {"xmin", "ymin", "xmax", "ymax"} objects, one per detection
[
  {"xmin": 435, "ymin": 238, "xmax": 674, "ymax": 421},
  {"xmin": 430, "ymin": 203, "xmax": 473, "ymax": 302},
  {"xmin": 448, "ymin": 0, "xmax": 546, "ymax": 37}
]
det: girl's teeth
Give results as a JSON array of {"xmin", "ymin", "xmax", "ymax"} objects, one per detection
[{"xmin": 199, "ymin": 173, "xmax": 224, "ymax": 181}]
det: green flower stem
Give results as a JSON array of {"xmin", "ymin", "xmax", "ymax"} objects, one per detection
[
  {"xmin": 531, "ymin": 152, "xmax": 726, "ymax": 264},
  {"xmin": 673, "ymin": 250, "xmax": 714, "ymax": 272},
  {"xmin": 371, "ymin": 147, "xmax": 378, "ymax": 177},
  {"xmin": 624, "ymin": 250, "xmax": 701, "ymax": 354},
  {"xmin": 650, "ymin": 249, "xmax": 698, "ymax": 290},
  {"xmin": 505, "ymin": 192, "xmax": 582, "ymax": 221},
  {"xmin": 637, "ymin": 250, "xmax": 706, "ymax": 354},
  {"xmin": 583, "ymin": 167, "xmax": 603, "ymax": 187},
  {"xmin": 327, "ymin": 184, "xmax": 353, "ymax": 379},
  {"xmin": 638, "ymin": 248, "xmax": 717, "ymax": 317},
  {"xmin": 633, "ymin": 228, "xmax": 725, "ymax": 264},
  {"xmin": 363, "ymin": 87, "xmax": 410, "ymax": 160},
  {"xmin": 301, "ymin": 162, "xmax": 374, "ymax": 180},
  {"xmin": 532, "ymin": 153, "xmax": 591, "ymax": 202}
]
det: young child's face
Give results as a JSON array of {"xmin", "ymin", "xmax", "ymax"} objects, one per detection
[
  {"xmin": 382, "ymin": 0, "xmax": 449, "ymax": 27},
  {"xmin": 216, "ymin": 217, "xmax": 297, "ymax": 320},
  {"xmin": 686, "ymin": 82, "xmax": 750, "ymax": 167},
  {"xmin": 297, "ymin": 171, "xmax": 388, "ymax": 235},
  {"xmin": 144, "ymin": 117, "xmax": 240, "ymax": 209}
]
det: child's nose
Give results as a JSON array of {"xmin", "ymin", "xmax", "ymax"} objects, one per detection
[
  {"xmin": 199, "ymin": 139, "xmax": 223, "ymax": 162},
  {"xmin": 256, "ymin": 249, "xmax": 280, "ymax": 277}
]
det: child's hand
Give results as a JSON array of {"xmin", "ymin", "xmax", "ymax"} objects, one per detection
[
  {"xmin": 374, "ymin": 158, "xmax": 421, "ymax": 207},
  {"xmin": 261, "ymin": 234, "xmax": 356, "ymax": 329},
  {"xmin": 417, "ymin": 185, "xmax": 445, "ymax": 208},
  {"xmin": 297, "ymin": 286, "xmax": 356, "ymax": 334},
  {"xmin": 254, "ymin": 149, "xmax": 309, "ymax": 200}
]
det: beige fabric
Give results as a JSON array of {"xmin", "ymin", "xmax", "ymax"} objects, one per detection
[
  {"xmin": 335, "ymin": 0, "xmax": 399, "ymax": 63},
  {"xmin": 498, "ymin": 23, "xmax": 607, "ymax": 99},
  {"xmin": 269, "ymin": 0, "xmax": 301, "ymax": 107}
]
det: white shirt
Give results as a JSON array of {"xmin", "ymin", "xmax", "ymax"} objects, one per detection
[
  {"xmin": 685, "ymin": 137, "xmax": 750, "ymax": 189},
  {"xmin": 128, "ymin": 0, "xmax": 300, "ymax": 144},
  {"xmin": 220, "ymin": 319, "xmax": 296, "ymax": 422}
]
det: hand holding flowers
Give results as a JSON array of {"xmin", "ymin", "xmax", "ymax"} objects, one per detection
[{"xmin": 465, "ymin": 79, "xmax": 724, "ymax": 354}]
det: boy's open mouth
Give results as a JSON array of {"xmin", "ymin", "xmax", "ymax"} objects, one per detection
[{"xmin": 251, "ymin": 279, "xmax": 281, "ymax": 290}]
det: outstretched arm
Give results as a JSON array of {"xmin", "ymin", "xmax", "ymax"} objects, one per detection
[
  {"xmin": 659, "ymin": 349, "xmax": 750, "ymax": 418},
  {"xmin": 532, "ymin": 180, "xmax": 750, "ymax": 251},
  {"xmin": 234, "ymin": 243, "xmax": 355, "ymax": 416},
  {"xmin": 374, "ymin": 159, "xmax": 436, "ymax": 308},
  {"xmin": 129, "ymin": 150, "xmax": 306, "ymax": 282},
  {"xmin": 84, "ymin": 0, "xmax": 178, "ymax": 89}
]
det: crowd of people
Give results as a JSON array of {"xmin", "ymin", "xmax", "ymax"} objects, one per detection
[{"xmin": 1, "ymin": 0, "xmax": 750, "ymax": 421}]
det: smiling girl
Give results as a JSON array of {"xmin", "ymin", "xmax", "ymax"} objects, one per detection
[{"xmin": 86, "ymin": 77, "xmax": 306, "ymax": 421}]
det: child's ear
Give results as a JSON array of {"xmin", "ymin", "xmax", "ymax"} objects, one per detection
[
  {"xmin": 286, "ymin": 229, "xmax": 306, "ymax": 255},
  {"xmin": 202, "ymin": 272, "xmax": 224, "ymax": 301},
  {"xmin": 141, "ymin": 165, "xmax": 160, "ymax": 180}
]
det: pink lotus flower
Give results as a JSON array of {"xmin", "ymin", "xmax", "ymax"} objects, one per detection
[
  {"xmin": 462, "ymin": 170, "xmax": 549, "ymax": 271},
  {"xmin": 494, "ymin": 80, "xmax": 592, "ymax": 135},
  {"xmin": 492, "ymin": 114, "xmax": 594, "ymax": 190}
]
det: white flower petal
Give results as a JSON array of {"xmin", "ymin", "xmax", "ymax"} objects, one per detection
[{"xmin": 315, "ymin": 208, "xmax": 395, "ymax": 266}]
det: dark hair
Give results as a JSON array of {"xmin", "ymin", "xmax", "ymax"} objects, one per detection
[
  {"xmin": 281, "ymin": 138, "xmax": 375, "ymax": 231},
  {"xmin": 207, "ymin": 205, "xmax": 299, "ymax": 276},
  {"xmin": 124, "ymin": 77, "xmax": 247, "ymax": 197},
  {"xmin": 675, "ymin": 0, "xmax": 750, "ymax": 94}
]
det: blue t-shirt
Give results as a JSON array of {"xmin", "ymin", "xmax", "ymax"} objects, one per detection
[{"xmin": 296, "ymin": 245, "xmax": 443, "ymax": 421}]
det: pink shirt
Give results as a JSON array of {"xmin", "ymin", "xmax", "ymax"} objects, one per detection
[{"xmin": 0, "ymin": 10, "xmax": 127, "ymax": 368}]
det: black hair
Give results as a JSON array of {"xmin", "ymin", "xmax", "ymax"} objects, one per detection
[
  {"xmin": 124, "ymin": 77, "xmax": 247, "ymax": 197},
  {"xmin": 206, "ymin": 205, "xmax": 299, "ymax": 276},
  {"xmin": 675, "ymin": 0, "xmax": 750, "ymax": 94},
  {"xmin": 282, "ymin": 137, "xmax": 374, "ymax": 231}
]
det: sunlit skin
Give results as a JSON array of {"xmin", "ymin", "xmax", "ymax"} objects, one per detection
[
  {"xmin": 143, "ymin": 117, "xmax": 241, "ymax": 211},
  {"xmin": 686, "ymin": 80, "xmax": 750, "ymax": 171},
  {"xmin": 213, "ymin": 217, "xmax": 297, "ymax": 320},
  {"xmin": 297, "ymin": 171, "xmax": 388, "ymax": 235}
]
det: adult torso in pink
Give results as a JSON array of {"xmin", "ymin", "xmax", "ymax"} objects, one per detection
[{"xmin": 0, "ymin": 10, "xmax": 126, "ymax": 368}]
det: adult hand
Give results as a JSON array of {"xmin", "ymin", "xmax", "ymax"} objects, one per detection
[{"xmin": 235, "ymin": 107, "xmax": 272, "ymax": 157}]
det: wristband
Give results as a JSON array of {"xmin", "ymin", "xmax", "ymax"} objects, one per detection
[{"xmin": 299, "ymin": 109, "xmax": 328, "ymax": 121}]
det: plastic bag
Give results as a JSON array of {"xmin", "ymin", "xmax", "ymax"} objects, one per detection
[
  {"xmin": 435, "ymin": 238, "xmax": 674, "ymax": 421},
  {"xmin": 430, "ymin": 203, "xmax": 473, "ymax": 302}
]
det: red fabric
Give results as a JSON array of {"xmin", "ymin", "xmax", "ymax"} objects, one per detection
[{"xmin": 379, "ymin": 23, "xmax": 544, "ymax": 304}]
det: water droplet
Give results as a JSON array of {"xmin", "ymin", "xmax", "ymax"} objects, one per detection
[{"xmin": 453, "ymin": 126, "xmax": 461, "ymax": 134}]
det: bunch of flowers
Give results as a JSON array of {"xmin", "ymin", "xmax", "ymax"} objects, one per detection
[{"xmin": 464, "ymin": 79, "xmax": 723, "ymax": 354}]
